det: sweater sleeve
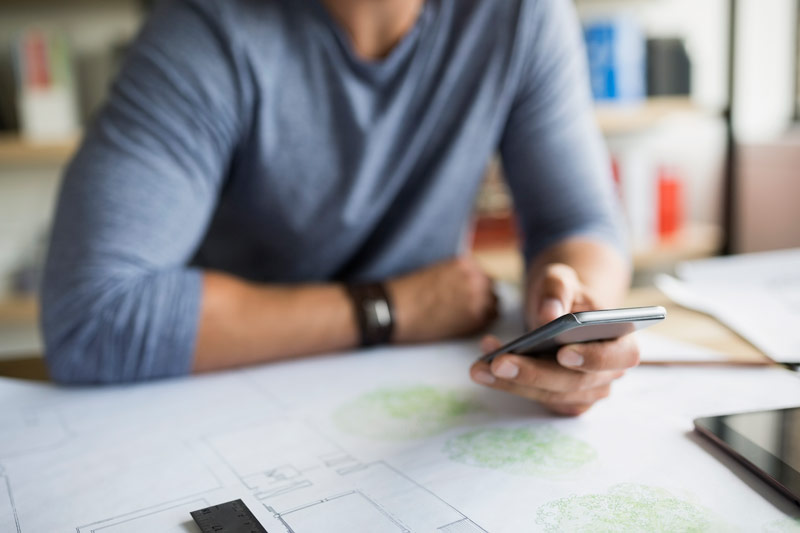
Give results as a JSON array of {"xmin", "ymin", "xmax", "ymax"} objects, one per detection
[
  {"xmin": 499, "ymin": 0, "xmax": 628, "ymax": 264},
  {"xmin": 41, "ymin": 0, "xmax": 248, "ymax": 383}
]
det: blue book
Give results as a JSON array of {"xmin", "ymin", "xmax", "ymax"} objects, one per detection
[{"xmin": 583, "ymin": 17, "xmax": 646, "ymax": 102}]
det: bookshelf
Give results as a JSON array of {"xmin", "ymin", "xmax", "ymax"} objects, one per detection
[{"xmin": 0, "ymin": 98, "xmax": 709, "ymax": 166}]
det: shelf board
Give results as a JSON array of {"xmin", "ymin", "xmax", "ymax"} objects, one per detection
[
  {"xmin": 594, "ymin": 97, "xmax": 702, "ymax": 135},
  {"xmin": 0, "ymin": 134, "xmax": 79, "ymax": 166},
  {"xmin": 0, "ymin": 98, "xmax": 704, "ymax": 164},
  {"xmin": 474, "ymin": 248, "xmax": 524, "ymax": 285},
  {"xmin": 633, "ymin": 223, "xmax": 722, "ymax": 270},
  {"xmin": 473, "ymin": 222, "xmax": 722, "ymax": 282},
  {"xmin": 0, "ymin": 296, "xmax": 38, "ymax": 324}
]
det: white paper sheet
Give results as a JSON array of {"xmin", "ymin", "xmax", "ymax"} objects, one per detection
[
  {"xmin": 636, "ymin": 331, "xmax": 730, "ymax": 363},
  {"xmin": 2, "ymin": 336, "xmax": 800, "ymax": 532},
  {"xmin": 656, "ymin": 248, "xmax": 800, "ymax": 363}
]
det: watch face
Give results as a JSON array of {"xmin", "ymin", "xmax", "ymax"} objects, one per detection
[
  {"xmin": 349, "ymin": 283, "xmax": 394, "ymax": 346},
  {"xmin": 365, "ymin": 299, "xmax": 392, "ymax": 329}
]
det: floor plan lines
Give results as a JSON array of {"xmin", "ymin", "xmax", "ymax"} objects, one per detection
[
  {"xmin": 5, "ymin": 351, "xmax": 800, "ymax": 531},
  {"xmin": 437, "ymin": 518, "xmax": 489, "ymax": 533},
  {"xmin": 203, "ymin": 418, "xmax": 487, "ymax": 532},
  {"xmin": 270, "ymin": 490, "xmax": 409, "ymax": 533},
  {"xmin": 204, "ymin": 418, "xmax": 352, "ymax": 493},
  {"xmin": 263, "ymin": 461, "xmax": 487, "ymax": 533},
  {"xmin": 0, "ymin": 468, "xmax": 21, "ymax": 533},
  {"xmin": 5, "ymin": 435, "xmax": 224, "ymax": 533},
  {"xmin": 76, "ymin": 497, "xmax": 210, "ymax": 533}
]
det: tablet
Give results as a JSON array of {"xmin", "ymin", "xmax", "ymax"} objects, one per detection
[{"xmin": 694, "ymin": 407, "xmax": 800, "ymax": 505}]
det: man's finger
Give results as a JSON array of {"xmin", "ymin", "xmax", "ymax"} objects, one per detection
[
  {"xmin": 556, "ymin": 334, "xmax": 640, "ymax": 372},
  {"xmin": 471, "ymin": 363, "xmax": 613, "ymax": 405},
  {"xmin": 480, "ymin": 335, "xmax": 502, "ymax": 354},
  {"xmin": 492, "ymin": 380, "xmax": 610, "ymax": 405},
  {"xmin": 488, "ymin": 354, "xmax": 622, "ymax": 393},
  {"xmin": 470, "ymin": 360, "xmax": 498, "ymax": 386},
  {"xmin": 533, "ymin": 264, "xmax": 580, "ymax": 325},
  {"xmin": 546, "ymin": 403, "xmax": 595, "ymax": 417}
]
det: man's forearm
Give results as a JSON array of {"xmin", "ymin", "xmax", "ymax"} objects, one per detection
[
  {"xmin": 192, "ymin": 256, "xmax": 500, "ymax": 373},
  {"xmin": 193, "ymin": 272, "xmax": 360, "ymax": 372},
  {"xmin": 526, "ymin": 237, "xmax": 631, "ymax": 315}
]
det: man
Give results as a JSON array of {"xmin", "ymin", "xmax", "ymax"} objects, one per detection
[{"xmin": 42, "ymin": 0, "xmax": 638, "ymax": 415}]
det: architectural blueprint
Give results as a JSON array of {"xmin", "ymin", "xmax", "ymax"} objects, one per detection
[{"xmin": 1, "ymin": 334, "xmax": 800, "ymax": 531}]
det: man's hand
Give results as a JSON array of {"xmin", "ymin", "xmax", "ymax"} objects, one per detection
[
  {"xmin": 469, "ymin": 262, "xmax": 639, "ymax": 416},
  {"xmin": 388, "ymin": 256, "xmax": 498, "ymax": 343}
]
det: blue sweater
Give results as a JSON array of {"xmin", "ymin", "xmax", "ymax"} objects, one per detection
[{"xmin": 41, "ymin": 0, "xmax": 624, "ymax": 383}]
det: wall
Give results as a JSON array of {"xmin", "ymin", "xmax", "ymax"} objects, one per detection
[
  {"xmin": 733, "ymin": 0, "xmax": 799, "ymax": 252},
  {"xmin": 734, "ymin": 0, "xmax": 798, "ymax": 141},
  {"xmin": 736, "ymin": 134, "xmax": 800, "ymax": 253},
  {"xmin": 0, "ymin": 166, "xmax": 60, "ymax": 296}
]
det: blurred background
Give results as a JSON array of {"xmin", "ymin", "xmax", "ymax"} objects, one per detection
[{"xmin": 0, "ymin": 0, "xmax": 798, "ymax": 358}]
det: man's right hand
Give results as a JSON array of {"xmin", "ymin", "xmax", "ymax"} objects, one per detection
[{"xmin": 387, "ymin": 256, "xmax": 498, "ymax": 343}]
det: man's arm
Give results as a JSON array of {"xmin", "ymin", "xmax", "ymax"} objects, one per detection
[
  {"xmin": 42, "ymin": 1, "xmax": 497, "ymax": 383},
  {"xmin": 470, "ymin": 0, "xmax": 636, "ymax": 414},
  {"xmin": 41, "ymin": 0, "xmax": 245, "ymax": 383},
  {"xmin": 193, "ymin": 258, "xmax": 496, "ymax": 373}
]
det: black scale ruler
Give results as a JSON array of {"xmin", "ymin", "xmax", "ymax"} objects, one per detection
[{"xmin": 190, "ymin": 499, "xmax": 268, "ymax": 533}]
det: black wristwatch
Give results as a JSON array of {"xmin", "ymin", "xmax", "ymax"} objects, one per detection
[{"xmin": 346, "ymin": 282, "xmax": 394, "ymax": 347}]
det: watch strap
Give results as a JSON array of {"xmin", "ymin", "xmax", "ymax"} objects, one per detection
[{"xmin": 346, "ymin": 282, "xmax": 394, "ymax": 347}]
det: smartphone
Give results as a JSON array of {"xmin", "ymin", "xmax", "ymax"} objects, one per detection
[{"xmin": 479, "ymin": 306, "xmax": 666, "ymax": 364}]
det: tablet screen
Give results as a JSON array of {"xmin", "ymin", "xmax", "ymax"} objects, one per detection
[{"xmin": 694, "ymin": 407, "xmax": 800, "ymax": 505}]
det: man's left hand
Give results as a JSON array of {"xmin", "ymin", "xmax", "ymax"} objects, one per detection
[{"xmin": 469, "ymin": 263, "xmax": 639, "ymax": 416}]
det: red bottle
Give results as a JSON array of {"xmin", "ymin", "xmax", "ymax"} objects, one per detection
[{"xmin": 657, "ymin": 166, "xmax": 684, "ymax": 240}]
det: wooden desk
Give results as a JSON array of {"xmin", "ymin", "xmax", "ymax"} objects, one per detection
[
  {"xmin": 0, "ymin": 296, "xmax": 47, "ymax": 380},
  {"xmin": 0, "ymin": 356, "xmax": 48, "ymax": 381}
]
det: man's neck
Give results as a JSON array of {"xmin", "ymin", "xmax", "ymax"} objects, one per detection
[{"xmin": 319, "ymin": 0, "xmax": 426, "ymax": 60}]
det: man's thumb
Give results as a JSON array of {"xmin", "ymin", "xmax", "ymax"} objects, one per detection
[
  {"xmin": 538, "ymin": 297, "xmax": 565, "ymax": 323},
  {"xmin": 534, "ymin": 264, "xmax": 578, "ymax": 325}
]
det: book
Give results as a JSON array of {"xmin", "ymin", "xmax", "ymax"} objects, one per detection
[
  {"xmin": 583, "ymin": 17, "xmax": 646, "ymax": 103},
  {"xmin": 12, "ymin": 29, "xmax": 80, "ymax": 143}
]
